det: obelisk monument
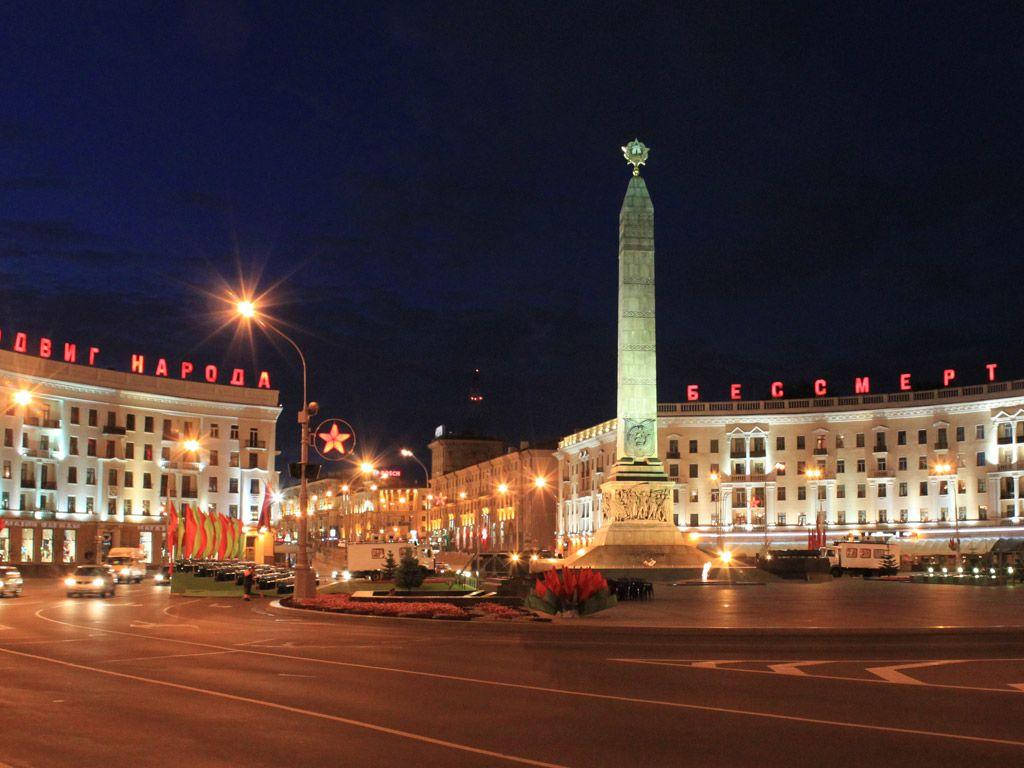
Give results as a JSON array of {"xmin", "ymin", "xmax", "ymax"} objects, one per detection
[{"xmin": 566, "ymin": 140, "xmax": 709, "ymax": 569}]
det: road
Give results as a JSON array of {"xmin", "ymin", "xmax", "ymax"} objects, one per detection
[{"xmin": 3, "ymin": 580, "xmax": 1024, "ymax": 767}]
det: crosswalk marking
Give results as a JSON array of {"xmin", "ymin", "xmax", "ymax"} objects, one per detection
[
  {"xmin": 768, "ymin": 661, "xmax": 833, "ymax": 676},
  {"xmin": 866, "ymin": 660, "xmax": 965, "ymax": 685}
]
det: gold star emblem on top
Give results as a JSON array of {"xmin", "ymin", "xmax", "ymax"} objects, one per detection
[
  {"xmin": 318, "ymin": 423, "xmax": 351, "ymax": 455},
  {"xmin": 621, "ymin": 138, "xmax": 649, "ymax": 176}
]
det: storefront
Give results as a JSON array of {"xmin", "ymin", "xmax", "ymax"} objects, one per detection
[{"xmin": 0, "ymin": 519, "xmax": 168, "ymax": 574}]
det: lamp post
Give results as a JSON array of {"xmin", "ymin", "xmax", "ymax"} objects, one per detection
[
  {"xmin": 762, "ymin": 461, "xmax": 785, "ymax": 552},
  {"xmin": 709, "ymin": 471, "xmax": 722, "ymax": 553},
  {"xmin": 236, "ymin": 299, "xmax": 317, "ymax": 599},
  {"xmin": 806, "ymin": 466, "xmax": 823, "ymax": 549},
  {"xmin": 933, "ymin": 460, "xmax": 961, "ymax": 569},
  {"xmin": 497, "ymin": 483, "xmax": 509, "ymax": 552}
]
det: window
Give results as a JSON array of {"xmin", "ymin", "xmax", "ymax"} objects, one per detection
[
  {"xmin": 797, "ymin": 461, "xmax": 806, "ymax": 475},
  {"xmin": 918, "ymin": 456, "xmax": 928, "ymax": 470},
  {"xmin": 877, "ymin": 484, "xmax": 887, "ymax": 498},
  {"xmin": 107, "ymin": 468, "xmax": 118, "ymax": 487},
  {"xmin": 956, "ymin": 426, "xmax": 965, "ymax": 442},
  {"xmin": 210, "ymin": 423, "xmax": 219, "ymax": 438},
  {"xmin": 86, "ymin": 468, "xmax": 96, "ymax": 485},
  {"xmin": 776, "ymin": 436, "xmax": 785, "ymax": 450},
  {"xmin": 143, "ymin": 473, "xmax": 152, "ymax": 489},
  {"xmin": 70, "ymin": 406, "xmax": 80, "ymax": 424},
  {"xmin": 978, "ymin": 479, "xmax": 987, "ymax": 493},
  {"xmin": 976, "ymin": 425, "xmax": 985, "ymax": 440},
  {"xmin": 856, "ymin": 459, "xmax": 866, "ymax": 473},
  {"xmin": 124, "ymin": 471, "xmax": 133, "ymax": 488},
  {"xmin": 248, "ymin": 453, "xmax": 259, "ymax": 469},
  {"xmin": 668, "ymin": 439, "xmax": 678, "ymax": 456},
  {"xmin": 857, "ymin": 510, "xmax": 867, "ymax": 524},
  {"xmin": 229, "ymin": 478, "xmax": 239, "ymax": 494},
  {"xmin": 899, "ymin": 482, "xmax": 907, "ymax": 497},
  {"xmin": 776, "ymin": 463, "xmax": 786, "ymax": 476},
  {"xmin": 86, "ymin": 497, "xmax": 94, "ymax": 513},
  {"xmin": 67, "ymin": 497, "xmax": 76, "ymax": 514},
  {"xmin": 837, "ymin": 511, "xmax": 846, "ymax": 525},
  {"xmin": 796, "ymin": 436, "xmax": 805, "ymax": 450},
  {"xmin": 709, "ymin": 439, "xmax": 719, "ymax": 453},
  {"xmin": 67, "ymin": 466, "xmax": 77, "ymax": 483},
  {"xmin": 688, "ymin": 464, "xmax": 698, "ymax": 479},
  {"xmin": 144, "ymin": 416, "xmax": 154, "ymax": 433},
  {"xmin": 88, "ymin": 409, "xmax": 97, "ymax": 427},
  {"xmin": 777, "ymin": 513, "xmax": 787, "ymax": 526},
  {"xmin": 2, "ymin": 429, "xmax": 11, "ymax": 448},
  {"xmin": 124, "ymin": 499, "xmax": 132, "ymax": 515},
  {"xmin": 710, "ymin": 462, "xmax": 719, "ymax": 475},
  {"xmin": 1, "ymin": 460, "xmax": 8, "ymax": 480},
  {"xmin": 898, "ymin": 457, "xmax": 907, "ymax": 471},
  {"xmin": 87, "ymin": 439, "xmax": 97, "ymax": 457},
  {"xmin": 69, "ymin": 436, "xmax": 78, "ymax": 455},
  {"xmin": 688, "ymin": 439, "xmax": 697, "ymax": 453},
  {"xmin": 919, "ymin": 481, "xmax": 928, "ymax": 496},
  {"xmin": 668, "ymin": 464, "xmax": 679, "ymax": 478},
  {"xmin": 918, "ymin": 429, "xmax": 927, "ymax": 445},
  {"xmin": 899, "ymin": 509, "xmax": 908, "ymax": 523},
  {"xmin": 877, "ymin": 458, "xmax": 887, "ymax": 471},
  {"xmin": 836, "ymin": 459, "xmax": 845, "ymax": 474},
  {"xmin": 977, "ymin": 452, "xmax": 986, "ymax": 467},
  {"xmin": 230, "ymin": 425, "xmax": 239, "ymax": 440},
  {"xmin": 210, "ymin": 450, "xmax": 218, "ymax": 467},
  {"xmin": 857, "ymin": 484, "xmax": 866, "ymax": 498},
  {"xmin": 125, "ymin": 442, "xmax": 134, "ymax": 459},
  {"xmin": 105, "ymin": 411, "xmax": 115, "ymax": 427},
  {"xmin": 689, "ymin": 489, "xmax": 698, "ymax": 503},
  {"xmin": 689, "ymin": 513, "xmax": 699, "ymax": 527},
  {"xmin": 878, "ymin": 509, "xmax": 887, "ymax": 524},
  {"xmin": 856, "ymin": 433, "xmax": 865, "ymax": 448},
  {"xmin": 126, "ymin": 413, "xmax": 135, "ymax": 431},
  {"xmin": 105, "ymin": 440, "xmax": 115, "ymax": 459},
  {"xmin": 209, "ymin": 477, "xmax": 218, "ymax": 493},
  {"xmin": 936, "ymin": 428, "xmax": 948, "ymax": 447},
  {"xmin": 979, "ymin": 505, "xmax": 988, "ymax": 520},
  {"xmin": 797, "ymin": 486, "xmax": 806, "ymax": 500},
  {"xmin": 897, "ymin": 430, "xmax": 906, "ymax": 446},
  {"xmin": 777, "ymin": 487, "xmax": 786, "ymax": 501},
  {"xmin": 249, "ymin": 479, "xmax": 259, "ymax": 495},
  {"xmin": 229, "ymin": 452, "xmax": 239, "ymax": 468}
]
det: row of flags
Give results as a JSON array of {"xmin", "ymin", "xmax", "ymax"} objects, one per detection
[{"xmin": 166, "ymin": 486, "xmax": 274, "ymax": 561}]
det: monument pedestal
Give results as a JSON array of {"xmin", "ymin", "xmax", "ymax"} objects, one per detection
[{"xmin": 563, "ymin": 475, "xmax": 712, "ymax": 570}]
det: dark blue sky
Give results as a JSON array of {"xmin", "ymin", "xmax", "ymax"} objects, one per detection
[{"xmin": 2, "ymin": 3, "xmax": 1022, "ymax": 467}]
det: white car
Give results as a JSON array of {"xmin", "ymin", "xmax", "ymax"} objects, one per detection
[
  {"xmin": 65, "ymin": 565, "xmax": 117, "ymax": 598},
  {"xmin": 0, "ymin": 566, "xmax": 23, "ymax": 597}
]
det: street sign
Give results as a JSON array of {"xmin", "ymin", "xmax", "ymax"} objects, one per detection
[{"xmin": 312, "ymin": 418, "xmax": 356, "ymax": 461}]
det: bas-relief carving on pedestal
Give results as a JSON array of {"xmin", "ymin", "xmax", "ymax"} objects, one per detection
[
  {"xmin": 623, "ymin": 418, "xmax": 655, "ymax": 458},
  {"xmin": 602, "ymin": 483, "xmax": 670, "ymax": 523}
]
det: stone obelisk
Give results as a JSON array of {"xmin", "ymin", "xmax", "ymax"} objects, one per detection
[{"xmin": 566, "ymin": 140, "xmax": 709, "ymax": 570}]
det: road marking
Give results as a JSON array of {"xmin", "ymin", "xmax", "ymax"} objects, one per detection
[
  {"xmin": 0, "ymin": 624, "xmax": 11, "ymax": 631},
  {"xmin": 610, "ymin": 658, "xmax": 1024, "ymax": 696},
  {"xmin": 866, "ymin": 660, "xmax": 966, "ymax": 685},
  {"xmin": 1011, "ymin": 684, "xmax": 1024, "ymax": 692},
  {"xmin": 102, "ymin": 650, "xmax": 235, "ymax": 664},
  {"xmin": 24, "ymin": 610, "xmax": 1024, "ymax": 748},
  {"xmin": 690, "ymin": 660, "xmax": 733, "ymax": 669},
  {"xmin": 278, "ymin": 673, "xmax": 315, "ymax": 678},
  {"xmin": 130, "ymin": 620, "xmax": 199, "ymax": 630},
  {"xmin": 0, "ymin": 646, "xmax": 568, "ymax": 768},
  {"xmin": 769, "ymin": 661, "xmax": 834, "ymax": 676}
]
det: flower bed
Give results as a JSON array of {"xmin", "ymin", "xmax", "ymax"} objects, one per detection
[
  {"xmin": 289, "ymin": 593, "xmax": 469, "ymax": 619},
  {"xmin": 473, "ymin": 602, "xmax": 534, "ymax": 620}
]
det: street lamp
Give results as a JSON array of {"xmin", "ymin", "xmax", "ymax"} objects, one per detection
[
  {"xmin": 236, "ymin": 297, "xmax": 317, "ymax": 598},
  {"xmin": 806, "ymin": 466, "xmax": 825, "ymax": 549},
  {"xmin": 12, "ymin": 389, "xmax": 32, "ymax": 407},
  {"xmin": 932, "ymin": 460, "xmax": 961, "ymax": 569},
  {"xmin": 399, "ymin": 448, "xmax": 430, "ymax": 487},
  {"xmin": 709, "ymin": 471, "xmax": 722, "ymax": 551},
  {"xmin": 762, "ymin": 462, "xmax": 785, "ymax": 551}
]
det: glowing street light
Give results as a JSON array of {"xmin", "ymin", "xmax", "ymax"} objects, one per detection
[
  {"xmin": 497, "ymin": 483, "xmax": 509, "ymax": 494},
  {"xmin": 360, "ymin": 461, "xmax": 375, "ymax": 475},
  {"xmin": 182, "ymin": 438, "xmax": 201, "ymax": 453},
  {"xmin": 533, "ymin": 476, "xmax": 547, "ymax": 489},
  {"xmin": 12, "ymin": 389, "xmax": 31, "ymax": 407},
  {"xmin": 399, "ymin": 448, "xmax": 430, "ymax": 489},
  {"xmin": 236, "ymin": 299, "xmax": 256, "ymax": 319}
]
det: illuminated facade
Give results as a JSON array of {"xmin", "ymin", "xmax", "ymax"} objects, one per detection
[
  {"xmin": 0, "ymin": 349, "xmax": 280, "ymax": 569},
  {"xmin": 428, "ymin": 440, "xmax": 559, "ymax": 552},
  {"xmin": 556, "ymin": 379, "xmax": 1024, "ymax": 557}
]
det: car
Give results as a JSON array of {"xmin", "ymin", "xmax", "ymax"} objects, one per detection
[
  {"xmin": 152, "ymin": 565, "xmax": 172, "ymax": 586},
  {"xmin": 106, "ymin": 547, "xmax": 146, "ymax": 583},
  {"xmin": 65, "ymin": 565, "xmax": 117, "ymax": 598},
  {"xmin": 0, "ymin": 566, "xmax": 24, "ymax": 598}
]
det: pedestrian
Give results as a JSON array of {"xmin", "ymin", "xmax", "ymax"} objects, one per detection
[{"xmin": 243, "ymin": 565, "xmax": 256, "ymax": 601}]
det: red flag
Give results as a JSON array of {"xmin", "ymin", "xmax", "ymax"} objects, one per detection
[
  {"xmin": 183, "ymin": 503, "xmax": 197, "ymax": 558},
  {"xmin": 0, "ymin": 516, "xmax": 6, "ymax": 534},
  {"xmin": 166, "ymin": 501, "xmax": 179, "ymax": 559},
  {"xmin": 216, "ymin": 514, "xmax": 229, "ymax": 560},
  {"xmin": 257, "ymin": 485, "xmax": 273, "ymax": 532}
]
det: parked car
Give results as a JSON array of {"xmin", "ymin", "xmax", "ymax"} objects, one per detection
[
  {"xmin": 0, "ymin": 566, "xmax": 24, "ymax": 597},
  {"xmin": 65, "ymin": 565, "xmax": 117, "ymax": 598}
]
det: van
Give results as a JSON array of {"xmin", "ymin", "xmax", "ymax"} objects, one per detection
[{"xmin": 105, "ymin": 547, "xmax": 146, "ymax": 583}]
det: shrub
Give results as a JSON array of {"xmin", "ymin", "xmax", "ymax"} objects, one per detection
[{"xmin": 394, "ymin": 549, "xmax": 425, "ymax": 589}]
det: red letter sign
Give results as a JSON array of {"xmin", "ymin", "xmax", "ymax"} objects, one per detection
[
  {"xmin": 257, "ymin": 371, "xmax": 271, "ymax": 389},
  {"xmin": 854, "ymin": 376, "xmax": 870, "ymax": 394},
  {"xmin": 180, "ymin": 361, "xmax": 194, "ymax": 379},
  {"xmin": 63, "ymin": 343, "xmax": 76, "ymax": 363},
  {"xmin": 229, "ymin": 368, "xmax": 245, "ymax": 386},
  {"xmin": 204, "ymin": 364, "xmax": 218, "ymax": 383},
  {"xmin": 13, "ymin": 332, "xmax": 27, "ymax": 353},
  {"xmin": 899, "ymin": 372, "xmax": 911, "ymax": 391},
  {"xmin": 986, "ymin": 362, "xmax": 998, "ymax": 381},
  {"xmin": 770, "ymin": 381, "xmax": 784, "ymax": 398},
  {"xmin": 942, "ymin": 368, "xmax": 956, "ymax": 386},
  {"xmin": 686, "ymin": 384, "xmax": 699, "ymax": 401},
  {"xmin": 131, "ymin": 354, "xmax": 145, "ymax": 374},
  {"xmin": 730, "ymin": 383, "xmax": 742, "ymax": 400},
  {"xmin": 813, "ymin": 378, "xmax": 827, "ymax": 396},
  {"xmin": 154, "ymin": 358, "xmax": 168, "ymax": 377},
  {"xmin": 39, "ymin": 338, "xmax": 52, "ymax": 358},
  {"xmin": 89, "ymin": 347, "xmax": 99, "ymax": 365}
]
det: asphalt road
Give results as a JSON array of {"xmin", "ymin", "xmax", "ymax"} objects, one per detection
[{"xmin": 3, "ymin": 580, "xmax": 1024, "ymax": 767}]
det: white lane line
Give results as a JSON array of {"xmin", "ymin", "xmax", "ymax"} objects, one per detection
[
  {"xmin": 102, "ymin": 650, "xmax": 235, "ymax": 664},
  {"xmin": 690, "ymin": 660, "xmax": 735, "ymax": 669},
  {"xmin": 162, "ymin": 598, "xmax": 201, "ymax": 617},
  {"xmin": 0, "ymin": 636, "xmax": 99, "ymax": 647},
  {"xmin": 611, "ymin": 658, "xmax": 1024, "ymax": 697},
  {"xmin": 866, "ymin": 660, "xmax": 966, "ymax": 685},
  {"xmin": 25, "ymin": 609, "xmax": 1024, "ymax": 749},
  {"xmin": 278, "ymin": 673, "xmax": 316, "ymax": 678},
  {"xmin": 129, "ymin": 620, "xmax": 199, "ymax": 630},
  {"xmin": 769, "ymin": 661, "xmax": 834, "ymax": 676},
  {"xmin": 0, "ymin": 646, "xmax": 568, "ymax": 768}
]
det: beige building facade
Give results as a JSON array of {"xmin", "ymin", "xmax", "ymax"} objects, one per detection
[
  {"xmin": 0, "ymin": 349, "xmax": 280, "ymax": 571},
  {"xmin": 556, "ymin": 379, "xmax": 1024, "ymax": 557}
]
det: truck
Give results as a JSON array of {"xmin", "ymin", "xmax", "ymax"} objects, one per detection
[
  {"xmin": 820, "ymin": 539, "xmax": 900, "ymax": 577},
  {"xmin": 105, "ymin": 547, "xmax": 147, "ymax": 583},
  {"xmin": 343, "ymin": 542, "xmax": 437, "ymax": 579}
]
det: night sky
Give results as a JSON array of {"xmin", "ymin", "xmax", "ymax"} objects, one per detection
[{"xmin": 2, "ymin": 3, "xmax": 1022, "ymax": 469}]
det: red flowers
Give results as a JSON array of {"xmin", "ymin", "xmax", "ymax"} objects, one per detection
[
  {"xmin": 527, "ymin": 568, "xmax": 617, "ymax": 616},
  {"xmin": 293, "ymin": 593, "xmax": 468, "ymax": 619}
]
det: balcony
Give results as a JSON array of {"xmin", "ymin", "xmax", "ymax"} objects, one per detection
[
  {"xmin": 21, "ymin": 448, "xmax": 58, "ymax": 460},
  {"xmin": 163, "ymin": 460, "xmax": 201, "ymax": 472},
  {"xmin": 992, "ymin": 461, "xmax": 1024, "ymax": 473},
  {"xmin": 665, "ymin": 451, "xmax": 680, "ymax": 460},
  {"xmin": 729, "ymin": 448, "xmax": 747, "ymax": 459},
  {"xmin": 723, "ymin": 473, "xmax": 777, "ymax": 484},
  {"xmin": 997, "ymin": 435, "xmax": 1014, "ymax": 445},
  {"xmin": 749, "ymin": 447, "xmax": 766, "ymax": 458},
  {"xmin": 23, "ymin": 416, "xmax": 61, "ymax": 429},
  {"xmin": 102, "ymin": 424, "xmax": 127, "ymax": 435},
  {"xmin": 19, "ymin": 477, "xmax": 35, "ymax": 489},
  {"xmin": 246, "ymin": 439, "xmax": 267, "ymax": 450},
  {"xmin": 813, "ymin": 447, "xmax": 828, "ymax": 456},
  {"xmin": 872, "ymin": 444, "xmax": 888, "ymax": 454},
  {"xmin": 933, "ymin": 441, "xmax": 949, "ymax": 451},
  {"xmin": 868, "ymin": 469, "xmax": 895, "ymax": 479},
  {"xmin": 161, "ymin": 429, "xmax": 182, "ymax": 442},
  {"xmin": 40, "ymin": 480, "xmax": 57, "ymax": 490}
]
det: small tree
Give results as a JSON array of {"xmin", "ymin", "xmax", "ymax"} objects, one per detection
[
  {"xmin": 880, "ymin": 552, "xmax": 897, "ymax": 574},
  {"xmin": 394, "ymin": 549, "xmax": 425, "ymax": 590},
  {"xmin": 382, "ymin": 550, "xmax": 398, "ymax": 580}
]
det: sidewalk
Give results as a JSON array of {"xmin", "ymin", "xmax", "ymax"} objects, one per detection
[{"xmin": 554, "ymin": 578, "xmax": 1024, "ymax": 630}]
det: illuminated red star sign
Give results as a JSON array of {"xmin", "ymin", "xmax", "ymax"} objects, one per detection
[{"xmin": 317, "ymin": 423, "xmax": 352, "ymax": 455}]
